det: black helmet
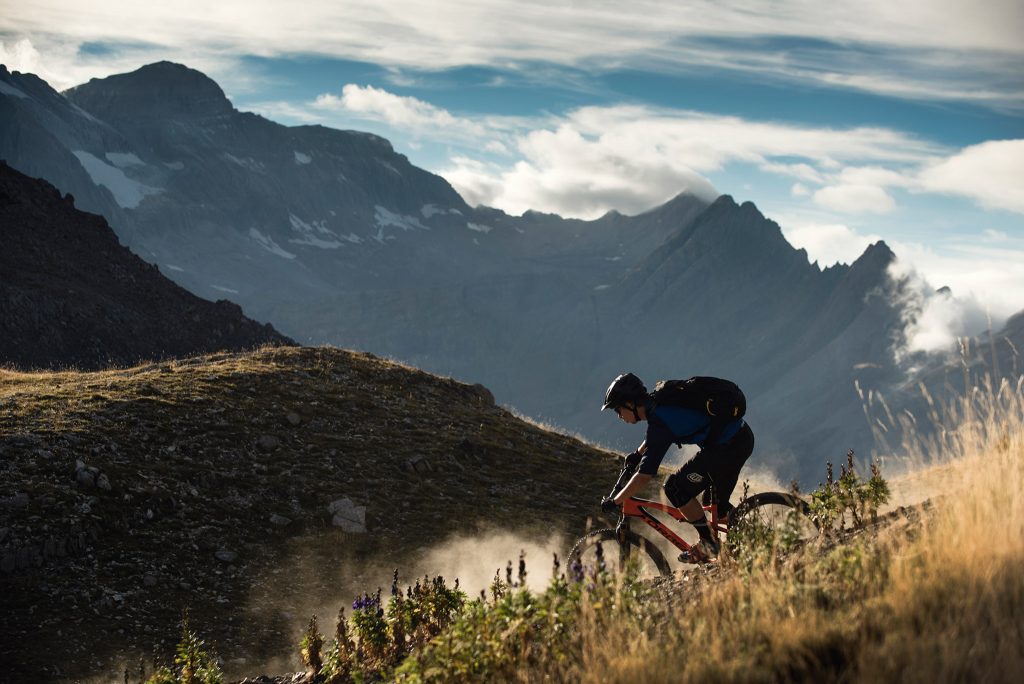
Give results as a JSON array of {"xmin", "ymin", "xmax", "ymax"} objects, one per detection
[{"xmin": 602, "ymin": 373, "xmax": 648, "ymax": 411}]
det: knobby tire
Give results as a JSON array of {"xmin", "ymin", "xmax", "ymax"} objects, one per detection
[{"xmin": 568, "ymin": 528, "xmax": 673, "ymax": 577}]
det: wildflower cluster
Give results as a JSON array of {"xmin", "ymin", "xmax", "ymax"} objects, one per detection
[
  {"xmin": 394, "ymin": 551, "xmax": 649, "ymax": 682},
  {"xmin": 302, "ymin": 569, "xmax": 466, "ymax": 682},
  {"xmin": 809, "ymin": 450, "xmax": 890, "ymax": 533}
]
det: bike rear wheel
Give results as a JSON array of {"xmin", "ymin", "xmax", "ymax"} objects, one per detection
[
  {"xmin": 729, "ymin": 491, "xmax": 818, "ymax": 551},
  {"xmin": 567, "ymin": 528, "xmax": 672, "ymax": 579}
]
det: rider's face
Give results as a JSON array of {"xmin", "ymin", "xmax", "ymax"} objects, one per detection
[{"xmin": 615, "ymin": 404, "xmax": 639, "ymax": 424}]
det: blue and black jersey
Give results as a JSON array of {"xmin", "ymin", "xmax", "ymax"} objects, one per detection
[{"xmin": 636, "ymin": 401, "xmax": 745, "ymax": 475}]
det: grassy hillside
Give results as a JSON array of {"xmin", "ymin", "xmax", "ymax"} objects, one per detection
[
  {"xmin": 0, "ymin": 346, "xmax": 620, "ymax": 682},
  {"xmin": 221, "ymin": 375, "xmax": 1022, "ymax": 684}
]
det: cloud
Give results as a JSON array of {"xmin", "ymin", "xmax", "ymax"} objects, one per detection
[
  {"xmin": 428, "ymin": 103, "xmax": 942, "ymax": 218},
  {"xmin": 917, "ymin": 140, "xmax": 1024, "ymax": 214},
  {"xmin": 2, "ymin": 1, "xmax": 1022, "ymax": 106},
  {"xmin": 782, "ymin": 223, "xmax": 884, "ymax": 266},
  {"xmin": 889, "ymin": 262, "xmax": 993, "ymax": 356},
  {"xmin": 813, "ymin": 184, "xmax": 897, "ymax": 213},
  {"xmin": 314, "ymin": 85, "xmax": 489, "ymax": 138}
]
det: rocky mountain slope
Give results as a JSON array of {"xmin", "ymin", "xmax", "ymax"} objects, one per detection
[
  {"xmin": 0, "ymin": 161, "xmax": 293, "ymax": 369},
  {"xmin": 0, "ymin": 346, "xmax": 617, "ymax": 682},
  {"xmin": 0, "ymin": 60, "xmax": 961, "ymax": 480}
]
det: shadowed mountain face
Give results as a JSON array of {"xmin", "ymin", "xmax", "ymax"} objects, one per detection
[
  {"xmin": 0, "ymin": 61, "xmax": 957, "ymax": 479},
  {"xmin": 0, "ymin": 161, "xmax": 293, "ymax": 369}
]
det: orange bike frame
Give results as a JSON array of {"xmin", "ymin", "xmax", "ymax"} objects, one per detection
[{"xmin": 619, "ymin": 497, "xmax": 728, "ymax": 553}]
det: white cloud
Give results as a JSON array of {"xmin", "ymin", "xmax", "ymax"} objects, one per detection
[
  {"xmin": 813, "ymin": 183, "xmax": 897, "ymax": 214},
  {"xmin": 428, "ymin": 103, "xmax": 942, "ymax": 218},
  {"xmin": 917, "ymin": 140, "xmax": 1024, "ymax": 214},
  {"xmin": 315, "ymin": 85, "xmax": 489, "ymax": 138},
  {"xmin": 2, "ymin": 1, "xmax": 1022, "ymax": 106},
  {"xmin": 781, "ymin": 223, "xmax": 884, "ymax": 266},
  {"xmin": 888, "ymin": 239, "xmax": 1024, "ymax": 324}
]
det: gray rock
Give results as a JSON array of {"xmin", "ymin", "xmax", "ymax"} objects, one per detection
[
  {"xmin": 75, "ymin": 466, "xmax": 96, "ymax": 489},
  {"xmin": 404, "ymin": 455, "xmax": 432, "ymax": 473},
  {"xmin": 471, "ymin": 383, "xmax": 495, "ymax": 406},
  {"xmin": 328, "ymin": 497, "xmax": 367, "ymax": 533},
  {"xmin": 1, "ymin": 553, "xmax": 14, "ymax": 573},
  {"xmin": 257, "ymin": 435, "xmax": 280, "ymax": 451},
  {"xmin": 143, "ymin": 572, "xmax": 159, "ymax": 587},
  {"xmin": 96, "ymin": 474, "xmax": 112, "ymax": 491},
  {"xmin": 269, "ymin": 514, "xmax": 292, "ymax": 526},
  {"xmin": 10, "ymin": 492, "xmax": 29, "ymax": 509},
  {"xmin": 215, "ymin": 549, "xmax": 238, "ymax": 563},
  {"xmin": 286, "ymin": 412, "xmax": 301, "ymax": 426},
  {"xmin": 0, "ymin": 527, "xmax": 9, "ymax": 544}
]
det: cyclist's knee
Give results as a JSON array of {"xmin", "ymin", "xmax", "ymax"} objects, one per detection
[{"xmin": 665, "ymin": 472, "xmax": 703, "ymax": 508}]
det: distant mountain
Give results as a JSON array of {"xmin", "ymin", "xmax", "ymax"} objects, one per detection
[
  {"xmin": 0, "ymin": 160, "xmax": 292, "ymax": 369},
  {"xmin": 0, "ymin": 61, "xmax": 947, "ymax": 479}
]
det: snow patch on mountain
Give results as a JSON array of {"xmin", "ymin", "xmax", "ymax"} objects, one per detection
[
  {"xmin": 164, "ymin": 161, "xmax": 185, "ymax": 171},
  {"xmin": 467, "ymin": 222, "xmax": 493, "ymax": 234},
  {"xmin": 72, "ymin": 150, "xmax": 161, "ymax": 209},
  {"xmin": 377, "ymin": 160, "xmax": 401, "ymax": 176},
  {"xmin": 294, "ymin": 151, "xmax": 312, "ymax": 165},
  {"xmin": 211, "ymin": 284, "xmax": 240, "ymax": 294},
  {"xmin": 223, "ymin": 153, "xmax": 264, "ymax": 172},
  {"xmin": 249, "ymin": 228, "xmax": 296, "ymax": 259},
  {"xmin": 0, "ymin": 80, "xmax": 29, "ymax": 99},
  {"xmin": 163, "ymin": 264, "xmax": 185, "ymax": 272},
  {"xmin": 375, "ymin": 206, "xmax": 428, "ymax": 232},
  {"xmin": 106, "ymin": 152, "xmax": 145, "ymax": 168},
  {"xmin": 287, "ymin": 213, "xmax": 345, "ymax": 248}
]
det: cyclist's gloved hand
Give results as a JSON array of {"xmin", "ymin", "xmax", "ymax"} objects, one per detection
[{"xmin": 600, "ymin": 496, "xmax": 619, "ymax": 513}]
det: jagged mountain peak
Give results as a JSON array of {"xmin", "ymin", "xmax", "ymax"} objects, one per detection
[{"xmin": 64, "ymin": 61, "xmax": 233, "ymax": 122}]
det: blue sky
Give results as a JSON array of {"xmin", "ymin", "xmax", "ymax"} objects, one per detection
[{"xmin": 2, "ymin": 0, "xmax": 1023, "ymax": 345}]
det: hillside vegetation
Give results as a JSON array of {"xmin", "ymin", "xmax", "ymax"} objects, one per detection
[
  {"xmin": 217, "ymin": 375, "xmax": 1021, "ymax": 683},
  {"xmin": 0, "ymin": 346, "xmax": 618, "ymax": 682}
]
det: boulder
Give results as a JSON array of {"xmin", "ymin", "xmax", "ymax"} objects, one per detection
[{"xmin": 328, "ymin": 497, "xmax": 367, "ymax": 533}]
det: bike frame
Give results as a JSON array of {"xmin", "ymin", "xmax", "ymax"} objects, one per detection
[{"xmin": 618, "ymin": 496, "xmax": 728, "ymax": 555}]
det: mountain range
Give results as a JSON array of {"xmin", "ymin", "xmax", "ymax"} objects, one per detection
[{"xmin": 2, "ymin": 61, "xmax": 1016, "ymax": 481}]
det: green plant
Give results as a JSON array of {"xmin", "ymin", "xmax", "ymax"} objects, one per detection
[
  {"xmin": 809, "ymin": 451, "xmax": 890, "ymax": 534},
  {"xmin": 145, "ymin": 614, "xmax": 222, "ymax": 684}
]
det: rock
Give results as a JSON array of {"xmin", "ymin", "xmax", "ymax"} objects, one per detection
[
  {"xmin": 143, "ymin": 572, "xmax": 159, "ymax": 587},
  {"xmin": 269, "ymin": 514, "xmax": 292, "ymax": 526},
  {"xmin": 404, "ymin": 455, "xmax": 432, "ymax": 473},
  {"xmin": 10, "ymin": 492, "xmax": 30, "ymax": 509},
  {"xmin": 328, "ymin": 497, "xmax": 367, "ymax": 533},
  {"xmin": 471, "ymin": 383, "xmax": 496, "ymax": 406},
  {"xmin": 75, "ymin": 468, "xmax": 95, "ymax": 489},
  {"xmin": 215, "ymin": 549, "xmax": 238, "ymax": 563},
  {"xmin": 257, "ymin": 435, "xmax": 280, "ymax": 451},
  {"xmin": 96, "ymin": 474, "xmax": 112, "ymax": 491},
  {"xmin": 0, "ymin": 527, "xmax": 9, "ymax": 544},
  {"xmin": 285, "ymin": 412, "xmax": 301, "ymax": 426},
  {"xmin": 1, "ymin": 552, "xmax": 14, "ymax": 573}
]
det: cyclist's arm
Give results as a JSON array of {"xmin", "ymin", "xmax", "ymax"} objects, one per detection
[
  {"xmin": 612, "ymin": 471, "xmax": 652, "ymax": 505},
  {"xmin": 613, "ymin": 426, "xmax": 671, "ymax": 504}
]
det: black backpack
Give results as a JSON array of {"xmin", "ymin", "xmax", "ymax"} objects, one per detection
[{"xmin": 650, "ymin": 377, "xmax": 746, "ymax": 437}]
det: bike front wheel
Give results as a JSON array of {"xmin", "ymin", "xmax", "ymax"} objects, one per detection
[{"xmin": 567, "ymin": 528, "xmax": 672, "ymax": 579}]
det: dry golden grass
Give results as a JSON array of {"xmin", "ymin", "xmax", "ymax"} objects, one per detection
[{"xmin": 561, "ymin": 376, "xmax": 1024, "ymax": 684}]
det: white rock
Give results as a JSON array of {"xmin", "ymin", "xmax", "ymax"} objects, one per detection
[{"xmin": 328, "ymin": 497, "xmax": 367, "ymax": 533}]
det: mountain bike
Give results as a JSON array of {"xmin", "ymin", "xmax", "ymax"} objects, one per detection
[{"xmin": 567, "ymin": 487, "xmax": 815, "ymax": 577}]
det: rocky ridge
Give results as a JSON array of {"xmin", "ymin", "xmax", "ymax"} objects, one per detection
[{"xmin": 0, "ymin": 161, "xmax": 293, "ymax": 369}]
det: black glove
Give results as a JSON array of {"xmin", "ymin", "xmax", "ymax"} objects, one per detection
[{"xmin": 600, "ymin": 496, "xmax": 619, "ymax": 513}]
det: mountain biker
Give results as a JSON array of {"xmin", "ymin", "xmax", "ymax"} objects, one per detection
[{"xmin": 599, "ymin": 372, "xmax": 754, "ymax": 559}]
